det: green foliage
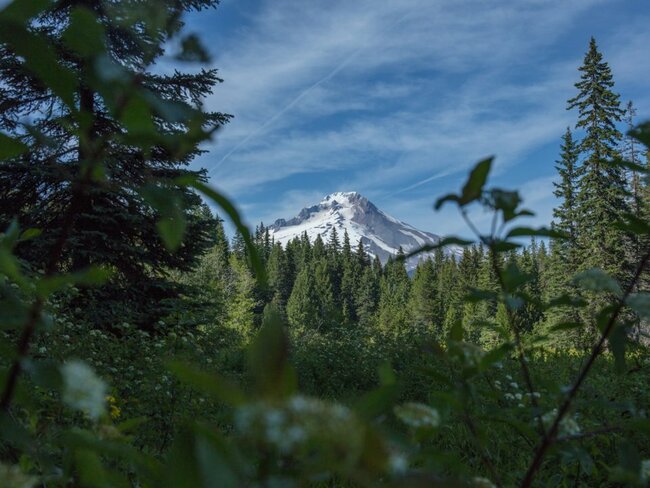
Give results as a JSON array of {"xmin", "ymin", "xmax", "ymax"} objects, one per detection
[{"xmin": 0, "ymin": 6, "xmax": 649, "ymax": 488}]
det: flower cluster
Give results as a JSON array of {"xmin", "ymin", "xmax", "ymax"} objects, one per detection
[
  {"xmin": 235, "ymin": 395, "xmax": 365, "ymax": 467},
  {"xmin": 640, "ymin": 459, "xmax": 650, "ymax": 485},
  {"xmin": 0, "ymin": 462, "xmax": 38, "ymax": 488},
  {"xmin": 542, "ymin": 408, "xmax": 581, "ymax": 437},
  {"xmin": 60, "ymin": 360, "xmax": 107, "ymax": 420},
  {"xmin": 394, "ymin": 402, "xmax": 440, "ymax": 429},
  {"xmin": 496, "ymin": 375, "xmax": 541, "ymax": 408},
  {"xmin": 472, "ymin": 476, "xmax": 497, "ymax": 488}
]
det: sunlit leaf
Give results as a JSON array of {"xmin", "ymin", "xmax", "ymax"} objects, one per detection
[{"xmin": 573, "ymin": 268, "xmax": 621, "ymax": 296}]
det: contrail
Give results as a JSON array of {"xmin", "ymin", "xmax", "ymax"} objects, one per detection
[
  {"xmin": 207, "ymin": 47, "xmax": 363, "ymax": 176},
  {"xmin": 207, "ymin": 11, "xmax": 412, "ymax": 176},
  {"xmin": 384, "ymin": 168, "xmax": 456, "ymax": 198}
]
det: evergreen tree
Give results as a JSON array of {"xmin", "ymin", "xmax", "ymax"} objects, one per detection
[
  {"xmin": 567, "ymin": 37, "xmax": 628, "ymax": 278},
  {"xmin": 286, "ymin": 266, "xmax": 319, "ymax": 331},
  {"xmin": 267, "ymin": 243, "xmax": 292, "ymax": 312},
  {"xmin": 231, "ymin": 230, "xmax": 247, "ymax": 260},
  {"xmin": 356, "ymin": 266, "xmax": 379, "ymax": 327},
  {"xmin": 213, "ymin": 213, "xmax": 231, "ymax": 265},
  {"xmin": 313, "ymin": 257, "xmax": 340, "ymax": 330},
  {"xmin": 0, "ymin": 0, "xmax": 228, "ymax": 327},
  {"xmin": 408, "ymin": 259, "xmax": 439, "ymax": 334},
  {"xmin": 622, "ymin": 101, "xmax": 647, "ymax": 267},
  {"xmin": 378, "ymin": 250, "xmax": 411, "ymax": 332},
  {"xmin": 339, "ymin": 231, "xmax": 359, "ymax": 326},
  {"xmin": 355, "ymin": 239, "xmax": 369, "ymax": 267},
  {"xmin": 553, "ymin": 128, "xmax": 580, "ymax": 259},
  {"xmin": 227, "ymin": 255, "xmax": 259, "ymax": 338}
]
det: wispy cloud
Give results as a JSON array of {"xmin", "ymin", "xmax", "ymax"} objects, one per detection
[{"xmin": 193, "ymin": 0, "xmax": 650, "ymax": 233}]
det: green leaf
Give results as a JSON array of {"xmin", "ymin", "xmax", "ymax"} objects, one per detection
[
  {"xmin": 434, "ymin": 193, "xmax": 460, "ymax": 210},
  {"xmin": 490, "ymin": 240, "xmax": 521, "ymax": 252},
  {"xmin": 167, "ymin": 361, "xmax": 246, "ymax": 406},
  {"xmin": 121, "ymin": 96, "xmax": 156, "ymax": 135},
  {"xmin": 0, "ymin": 133, "xmax": 28, "ymax": 159},
  {"xmin": 400, "ymin": 236, "xmax": 473, "ymax": 260},
  {"xmin": 18, "ymin": 228, "xmax": 41, "ymax": 241},
  {"xmin": 505, "ymin": 226, "xmax": 566, "ymax": 239},
  {"xmin": 161, "ymin": 426, "xmax": 243, "ymax": 488},
  {"xmin": 157, "ymin": 216, "xmax": 186, "ymax": 252},
  {"xmin": 0, "ymin": 22, "xmax": 77, "ymax": 108},
  {"xmin": 628, "ymin": 121, "xmax": 650, "ymax": 148},
  {"xmin": 353, "ymin": 383, "xmax": 400, "ymax": 421},
  {"xmin": 139, "ymin": 183, "xmax": 187, "ymax": 252},
  {"xmin": 609, "ymin": 324, "xmax": 627, "ymax": 374},
  {"xmin": 487, "ymin": 189, "xmax": 521, "ymax": 222},
  {"xmin": 459, "ymin": 157, "xmax": 493, "ymax": 205},
  {"xmin": 247, "ymin": 303, "xmax": 295, "ymax": 399},
  {"xmin": 448, "ymin": 320, "xmax": 463, "ymax": 342},
  {"xmin": 626, "ymin": 293, "xmax": 650, "ymax": 320},
  {"xmin": 0, "ymin": 0, "xmax": 52, "ymax": 24},
  {"xmin": 62, "ymin": 7, "xmax": 106, "ymax": 58},
  {"xmin": 23, "ymin": 358, "xmax": 63, "ymax": 390},
  {"xmin": 614, "ymin": 214, "xmax": 650, "ymax": 235},
  {"xmin": 479, "ymin": 343, "xmax": 513, "ymax": 370},
  {"xmin": 549, "ymin": 321, "xmax": 583, "ymax": 333},
  {"xmin": 573, "ymin": 268, "xmax": 621, "ymax": 296},
  {"xmin": 176, "ymin": 34, "xmax": 211, "ymax": 63},
  {"xmin": 178, "ymin": 177, "xmax": 267, "ymax": 287},
  {"xmin": 36, "ymin": 266, "xmax": 112, "ymax": 298}
]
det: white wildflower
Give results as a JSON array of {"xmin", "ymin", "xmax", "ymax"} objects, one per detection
[
  {"xmin": 38, "ymin": 346, "xmax": 47, "ymax": 354},
  {"xmin": 640, "ymin": 459, "xmax": 650, "ymax": 484},
  {"xmin": 504, "ymin": 393, "xmax": 514, "ymax": 400},
  {"xmin": 394, "ymin": 402, "xmax": 440, "ymax": 429},
  {"xmin": 60, "ymin": 360, "xmax": 107, "ymax": 420},
  {"xmin": 288, "ymin": 395, "xmax": 309, "ymax": 412},
  {"xmin": 514, "ymin": 393, "xmax": 522, "ymax": 401},
  {"xmin": 510, "ymin": 382, "xmax": 519, "ymax": 389},
  {"xmin": 388, "ymin": 452, "xmax": 408, "ymax": 474},
  {"xmin": 473, "ymin": 476, "xmax": 497, "ymax": 488},
  {"xmin": 542, "ymin": 409, "xmax": 581, "ymax": 437},
  {"xmin": 0, "ymin": 462, "xmax": 38, "ymax": 488}
]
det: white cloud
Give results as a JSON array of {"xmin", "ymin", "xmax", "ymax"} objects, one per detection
[{"xmin": 192, "ymin": 0, "xmax": 649, "ymax": 231}]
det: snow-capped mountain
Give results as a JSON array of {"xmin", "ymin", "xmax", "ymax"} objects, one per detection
[{"xmin": 268, "ymin": 192, "xmax": 454, "ymax": 271}]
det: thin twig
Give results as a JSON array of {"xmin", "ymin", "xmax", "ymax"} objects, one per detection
[{"xmin": 520, "ymin": 246, "xmax": 650, "ymax": 487}]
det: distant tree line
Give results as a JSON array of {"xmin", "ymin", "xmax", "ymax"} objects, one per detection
[{"xmin": 197, "ymin": 37, "xmax": 650, "ymax": 349}]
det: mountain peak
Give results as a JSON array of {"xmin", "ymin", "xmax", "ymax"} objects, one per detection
[
  {"xmin": 320, "ymin": 191, "xmax": 366, "ymax": 206},
  {"xmin": 269, "ymin": 193, "xmax": 456, "ymax": 271}
]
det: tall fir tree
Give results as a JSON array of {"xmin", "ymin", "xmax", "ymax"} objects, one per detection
[
  {"xmin": 552, "ymin": 128, "xmax": 580, "ymax": 259},
  {"xmin": 567, "ymin": 37, "xmax": 628, "ymax": 279},
  {"xmin": 408, "ymin": 259, "xmax": 439, "ymax": 335},
  {"xmin": 378, "ymin": 249, "xmax": 411, "ymax": 333}
]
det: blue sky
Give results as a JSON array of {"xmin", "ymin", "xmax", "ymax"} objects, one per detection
[{"xmin": 186, "ymin": 0, "xmax": 650, "ymax": 238}]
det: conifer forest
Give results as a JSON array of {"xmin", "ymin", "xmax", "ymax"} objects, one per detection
[{"xmin": 0, "ymin": 1, "xmax": 649, "ymax": 487}]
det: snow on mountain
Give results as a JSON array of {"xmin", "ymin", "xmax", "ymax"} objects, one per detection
[{"xmin": 268, "ymin": 191, "xmax": 458, "ymax": 272}]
